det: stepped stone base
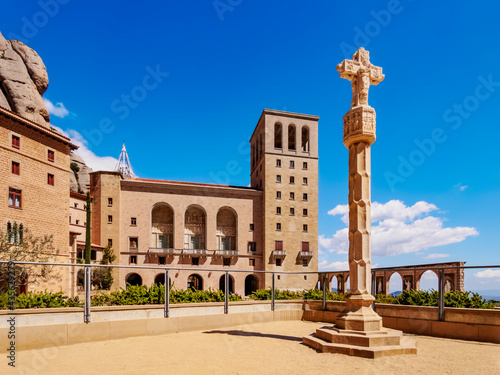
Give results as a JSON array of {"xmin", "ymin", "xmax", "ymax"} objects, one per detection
[{"xmin": 303, "ymin": 326, "xmax": 417, "ymax": 359}]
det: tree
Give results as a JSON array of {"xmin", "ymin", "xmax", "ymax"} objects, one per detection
[
  {"xmin": 0, "ymin": 223, "xmax": 60, "ymax": 294},
  {"xmin": 91, "ymin": 245, "xmax": 116, "ymax": 290}
]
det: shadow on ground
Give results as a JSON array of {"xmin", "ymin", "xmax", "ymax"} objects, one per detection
[{"xmin": 203, "ymin": 329, "xmax": 303, "ymax": 342}]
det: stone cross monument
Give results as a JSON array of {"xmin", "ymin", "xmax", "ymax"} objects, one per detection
[
  {"xmin": 335, "ymin": 47, "xmax": 383, "ymax": 332},
  {"xmin": 303, "ymin": 48, "xmax": 417, "ymax": 357}
]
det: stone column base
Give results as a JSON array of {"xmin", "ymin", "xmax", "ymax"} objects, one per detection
[{"xmin": 303, "ymin": 326, "xmax": 417, "ymax": 359}]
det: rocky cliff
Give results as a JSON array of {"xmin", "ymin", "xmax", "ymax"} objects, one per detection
[
  {"xmin": 70, "ymin": 153, "xmax": 93, "ymax": 194},
  {"xmin": 0, "ymin": 31, "xmax": 50, "ymax": 127}
]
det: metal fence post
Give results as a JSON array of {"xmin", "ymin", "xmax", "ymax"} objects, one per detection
[
  {"xmin": 84, "ymin": 265, "xmax": 91, "ymax": 324},
  {"xmin": 224, "ymin": 271, "xmax": 229, "ymax": 314},
  {"xmin": 322, "ymin": 273, "xmax": 327, "ymax": 311},
  {"xmin": 438, "ymin": 268, "xmax": 445, "ymax": 321},
  {"xmin": 164, "ymin": 269, "xmax": 170, "ymax": 318},
  {"xmin": 371, "ymin": 270, "xmax": 376, "ymax": 311},
  {"xmin": 271, "ymin": 273, "xmax": 275, "ymax": 311},
  {"xmin": 7, "ymin": 261, "xmax": 15, "ymax": 311}
]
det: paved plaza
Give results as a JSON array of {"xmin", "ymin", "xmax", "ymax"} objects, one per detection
[{"xmin": 6, "ymin": 321, "xmax": 499, "ymax": 374}]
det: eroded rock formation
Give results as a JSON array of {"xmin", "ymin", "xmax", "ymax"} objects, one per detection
[
  {"xmin": 70, "ymin": 153, "xmax": 93, "ymax": 194},
  {"xmin": 0, "ymin": 31, "xmax": 50, "ymax": 127}
]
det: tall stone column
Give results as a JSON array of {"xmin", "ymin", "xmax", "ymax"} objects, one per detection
[{"xmin": 303, "ymin": 48, "xmax": 417, "ymax": 357}]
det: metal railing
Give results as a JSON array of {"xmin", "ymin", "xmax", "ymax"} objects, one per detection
[
  {"xmin": 1, "ymin": 260, "xmax": 499, "ymax": 324},
  {"xmin": 148, "ymin": 248, "xmax": 175, "ymax": 254},
  {"xmin": 214, "ymin": 250, "xmax": 239, "ymax": 256},
  {"xmin": 181, "ymin": 249, "xmax": 207, "ymax": 255},
  {"xmin": 271, "ymin": 250, "xmax": 286, "ymax": 257}
]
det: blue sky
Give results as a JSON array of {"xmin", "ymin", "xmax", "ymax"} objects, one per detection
[{"xmin": 2, "ymin": 1, "xmax": 499, "ymax": 292}]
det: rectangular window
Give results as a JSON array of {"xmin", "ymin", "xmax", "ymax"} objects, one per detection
[
  {"xmin": 302, "ymin": 259, "xmax": 308, "ymax": 267},
  {"xmin": 223, "ymin": 258, "xmax": 231, "ymax": 266},
  {"xmin": 11, "ymin": 161, "xmax": 20, "ymax": 175},
  {"xmin": 191, "ymin": 257, "xmax": 199, "ymax": 266},
  {"xmin": 47, "ymin": 150, "xmax": 55, "ymax": 162},
  {"xmin": 303, "ymin": 177, "xmax": 308, "ymax": 185},
  {"xmin": 248, "ymin": 242, "xmax": 256, "ymax": 252},
  {"xmin": 276, "ymin": 159, "xmax": 281, "ymax": 167},
  {"xmin": 276, "ymin": 207, "xmax": 281, "ymax": 215},
  {"xmin": 290, "ymin": 160, "xmax": 295, "ymax": 168},
  {"xmin": 249, "ymin": 258, "xmax": 255, "ymax": 266},
  {"xmin": 75, "ymin": 220, "xmax": 80, "ymax": 225},
  {"xmin": 290, "ymin": 192, "xmax": 295, "ymax": 200},
  {"xmin": 303, "ymin": 224, "xmax": 308, "ymax": 232},
  {"xmin": 129, "ymin": 255, "xmax": 137, "ymax": 264},
  {"xmin": 108, "ymin": 198, "xmax": 113, "ymax": 206},
  {"xmin": 275, "ymin": 241, "xmax": 283, "ymax": 251},
  {"xmin": 276, "ymin": 175, "xmax": 281, "ymax": 183},
  {"xmin": 290, "ymin": 208, "xmax": 295, "ymax": 216},
  {"xmin": 303, "ymin": 162, "xmax": 308, "ymax": 170},
  {"xmin": 131, "ymin": 217, "xmax": 137, "ymax": 226},
  {"xmin": 276, "ymin": 258, "xmax": 282, "ymax": 266},
  {"xmin": 302, "ymin": 242, "xmax": 310, "ymax": 252},
  {"xmin": 303, "ymin": 209, "xmax": 308, "ymax": 216},
  {"xmin": 276, "ymin": 223, "xmax": 281, "ymax": 231},
  {"xmin": 74, "ymin": 203, "xmax": 78, "ymax": 208},
  {"xmin": 249, "ymin": 223, "xmax": 254, "ymax": 231},
  {"xmin": 108, "ymin": 239, "xmax": 113, "ymax": 247},
  {"xmin": 47, "ymin": 173, "xmax": 54, "ymax": 186},
  {"xmin": 159, "ymin": 256, "xmax": 166, "ymax": 265},
  {"xmin": 108, "ymin": 215, "xmax": 113, "ymax": 223},
  {"xmin": 129, "ymin": 237, "xmax": 138, "ymax": 250},
  {"xmin": 158, "ymin": 234, "xmax": 170, "ymax": 249},
  {"xmin": 276, "ymin": 191, "xmax": 281, "ymax": 199},
  {"xmin": 290, "ymin": 176, "xmax": 295, "ymax": 184},
  {"xmin": 12, "ymin": 135, "xmax": 20, "ymax": 149},
  {"xmin": 8, "ymin": 188, "xmax": 21, "ymax": 208},
  {"xmin": 303, "ymin": 193, "xmax": 308, "ymax": 201}
]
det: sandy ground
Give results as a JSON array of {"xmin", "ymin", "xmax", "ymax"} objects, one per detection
[{"xmin": 4, "ymin": 321, "xmax": 500, "ymax": 375}]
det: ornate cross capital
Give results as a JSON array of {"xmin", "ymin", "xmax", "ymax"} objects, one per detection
[{"xmin": 337, "ymin": 47, "xmax": 384, "ymax": 108}]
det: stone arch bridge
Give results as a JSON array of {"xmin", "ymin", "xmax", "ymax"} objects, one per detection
[{"xmin": 318, "ymin": 262, "xmax": 465, "ymax": 294}]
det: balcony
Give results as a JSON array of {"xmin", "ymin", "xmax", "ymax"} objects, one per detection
[
  {"xmin": 148, "ymin": 248, "xmax": 175, "ymax": 254},
  {"xmin": 214, "ymin": 250, "xmax": 239, "ymax": 257},
  {"xmin": 298, "ymin": 251, "xmax": 313, "ymax": 258},
  {"xmin": 271, "ymin": 250, "xmax": 287, "ymax": 258},
  {"xmin": 182, "ymin": 249, "xmax": 208, "ymax": 255}
]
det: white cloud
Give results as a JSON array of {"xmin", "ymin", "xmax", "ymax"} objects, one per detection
[
  {"xmin": 425, "ymin": 253, "xmax": 450, "ymax": 259},
  {"xmin": 52, "ymin": 126, "xmax": 118, "ymax": 171},
  {"xmin": 43, "ymin": 98, "xmax": 69, "ymax": 118},
  {"xmin": 474, "ymin": 269, "xmax": 500, "ymax": 279},
  {"xmin": 318, "ymin": 260, "xmax": 348, "ymax": 271},
  {"xmin": 454, "ymin": 183, "xmax": 469, "ymax": 192},
  {"xmin": 321, "ymin": 200, "xmax": 478, "ymax": 257}
]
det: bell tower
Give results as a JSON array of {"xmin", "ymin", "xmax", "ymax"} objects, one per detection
[{"xmin": 250, "ymin": 109, "xmax": 319, "ymax": 290}]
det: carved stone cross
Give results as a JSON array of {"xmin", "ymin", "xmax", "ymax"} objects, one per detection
[{"xmin": 336, "ymin": 47, "xmax": 385, "ymax": 108}]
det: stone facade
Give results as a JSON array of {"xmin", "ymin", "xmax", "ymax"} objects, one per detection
[
  {"xmin": 0, "ymin": 106, "xmax": 76, "ymax": 293},
  {"xmin": 250, "ymin": 109, "xmax": 319, "ymax": 291},
  {"xmin": 86, "ymin": 109, "xmax": 319, "ymax": 295}
]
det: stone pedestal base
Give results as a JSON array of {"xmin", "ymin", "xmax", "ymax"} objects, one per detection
[
  {"xmin": 336, "ymin": 294, "xmax": 382, "ymax": 331},
  {"xmin": 303, "ymin": 326, "xmax": 417, "ymax": 359}
]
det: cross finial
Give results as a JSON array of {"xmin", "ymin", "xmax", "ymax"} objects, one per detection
[{"xmin": 337, "ymin": 47, "xmax": 384, "ymax": 108}]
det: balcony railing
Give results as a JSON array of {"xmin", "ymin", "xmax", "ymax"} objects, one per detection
[
  {"xmin": 214, "ymin": 250, "xmax": 239, "ymax": 256},
  {"xmin": 148, "ymin": 248, "xmax": 175, "ymax": 254},
  {"xmin": 298, "ymin": 251, "xmax": 313, "ymax": 258},
  {"xmin": 271, "ymin": 250, "xmax": 286, "ymax": 257},
  {"xmin": 182, "ymin": 249, "xmax": 208, "ymax": 255}
]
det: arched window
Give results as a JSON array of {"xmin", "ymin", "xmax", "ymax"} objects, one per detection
[
  {"xmin": 217, "ymin": 207, "xmax": 237, "ymax": 250},
  {"xmin": 245, "ymin": 275, "xmax": 259, "ymax": 296},
  {"xmin": 301, "ymin": 126, "xmax": 309, "ymax": 152},
  {"xmin": 288, "ymin": 124, "xmax": 296, "ymax": 150},
  {"xmin": 274, "ymin": 123, "xmax": 282, "ymax": 149},
  {"xmin": 126, "ymin": 273, "xmax": 142, "ymax": 287},
  {"xmin": 184, "ymin": 205, "xmax": 206, "ymax": 250},
  {"xmin": 187, "ymin": 274, "xmax": 203, "ymax": 290},
  {"xmin": 152, "ymin": 203, "xmax": 174, "ymax": 249},
  {"xmin": 219, "ymin": 274, "xmax": 235, "ymax": 293}
]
